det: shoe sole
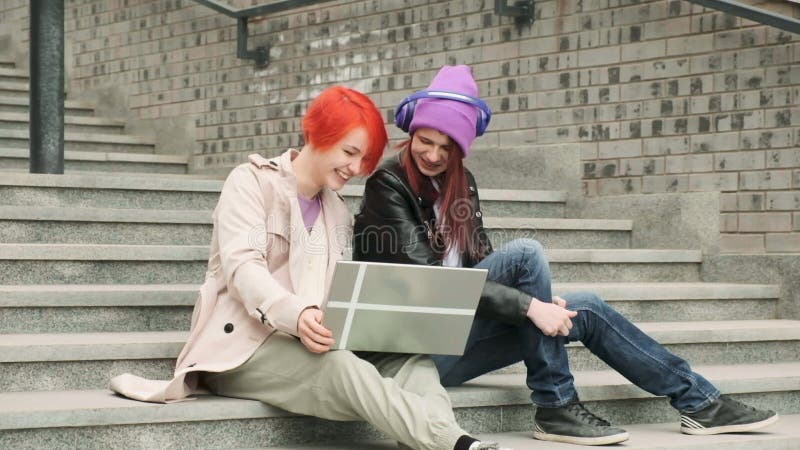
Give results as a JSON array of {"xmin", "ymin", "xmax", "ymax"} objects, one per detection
[
  {"xmin": 533, "ymin": 430, "xmax": 630, "ymax": 446},
  {"xmin": 681, "ymin": 413, "xmax": 779, "ymax": 435}
]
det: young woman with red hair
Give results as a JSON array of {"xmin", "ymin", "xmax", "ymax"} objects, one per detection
[
  {"xmin": 353, "ymin": 66, "xmax": 778, "ymax": 446},
  {"xmin": 111, "ymin": 86, "xmax": 503, "ymax": 450}
]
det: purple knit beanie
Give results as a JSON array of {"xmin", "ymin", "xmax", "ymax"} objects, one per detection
[{"xmin": 408, "ymin": 65, "xmax": 481, "ymax": 158}]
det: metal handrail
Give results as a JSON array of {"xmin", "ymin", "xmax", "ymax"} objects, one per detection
[
  {"xmin": 686, "ymin": 0, "xmax": 800, "ymax": 34},
  {"xmin": 190, "ymin": 0, "xmax": 338, "ymax": 68}
]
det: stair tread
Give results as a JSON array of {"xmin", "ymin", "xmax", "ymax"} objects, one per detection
[
  {"xmin": 484, "ymin": 217, "xmax": 633, "ymax": 230},
  {"xmin": 0, "ymin": 172, "xmax": 568, "ymax": 201},
  {"xmin": 0, "ymin": 243, "xmax": 209, "ymax": 260},
  {"xmin": 0, "ymin": 129, "xmax": 155, "ymax": 145},
  {"xmin": 0, "ymin": 96, "xmax": 96, "ymax": 110},
  {"xmin": 0, "ymin": 282, "xmax": 781, "ymax": 307},
  {"xmin": 0, "ymin": 243, "xmax": 702, "ymax": 262},
  {"xmin": 0, "ymin": 205, "xmax": 621, "ymax": 229},
  {"xmin": 0, "ymin": 111, "xmax": 124, "ymax": 126},
  {"xmin": 3, "ymin": 320, "xmax": 798, "ymax": 361},
  {"xmin": 0, "ymin": 147, "xmax": 188, "ymax": 163},
  {"xmin": 268, "ymin": 415, "xmax": 800, "ymax": 449},
  {"xmin": 0, "ymin": 68, "xmax": 28, "ymax": 78},
  {"xmin": 1, "ymin": 363, "xmax": 798, "ymax": 430}
]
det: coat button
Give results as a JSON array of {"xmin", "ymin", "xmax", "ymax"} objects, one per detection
[
  {"xmin": 224, "ymin": 323, "xmax": 234, "ymax": 333},
  {"xmin": 475, "ymin": 211, "xmax": 482, "ymax": 218}
]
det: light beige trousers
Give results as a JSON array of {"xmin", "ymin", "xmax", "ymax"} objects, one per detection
[{"xmin": 202, "ymin": 332, "xmax": 467, "ymax": 450}]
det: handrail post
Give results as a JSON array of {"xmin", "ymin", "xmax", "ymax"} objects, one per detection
[{"xmin": 29, "ymin": 0, "xmax": 65, "ymax": 174}]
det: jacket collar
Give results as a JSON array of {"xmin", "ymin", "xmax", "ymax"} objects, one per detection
[{"xmin": 249, "ymin": 149, "xmax": 352, "ymax": 290}]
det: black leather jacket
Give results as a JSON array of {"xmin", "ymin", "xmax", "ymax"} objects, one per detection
[{"xmin": 352, "ymin": 153, "xmax": 532, "ymax": 325}]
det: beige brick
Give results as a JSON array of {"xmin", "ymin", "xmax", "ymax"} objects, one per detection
[
  {"xmin": 715, "ymin": 151, "xmax": 765, "ymax": 171},
  {"xmin": 598, "ymin": 140, "xmax": 642, "ymax": 159},
  {"xmin": 766, "ymin": 233, "xmax": 800, "ymax": 252},
  {"xmin": 738, "ymin": 212, "xmax": 793, "ymax": 232},
  {"xmin": 720, "ymin": 213, "xmax": 738, "ymax": 232},
  {"xmin": 795, "ymin": 212, "xmax": 800, "ymax": 231},
  {"xmin": 620, "ymin": 157, "xmax": 665, "ymax": 176},
  {"xmin": 720, "ymin": 193, "xmax": 738, "ymax": 212},
  {"xmin": 744, "ymin": 130, "xmax": 795, "ymax": 152},
  {"xmin": 766, "ymin": 191, "xmax": 800, "ymax": 210},
  {"xmin": 643, "ymin": 136, "xmax": 690, "ymax": 156},
  {"xmin": 597, "ymin": 178, "xmax": 641, "ymax": 196},
  {"xmin": 642, "ymin": 174, "xmax": 689, "ymax": 193},
  {"xmin": 665, "ymin": 154, "xmax": 713, "ymax": 173},
  {"xmin": 764, "ymin": 145, "xmax": 800, "ymax": 169},
  {"xmin": 620, "ymin": 41, "xmax": 666, "ymax": 62},
  {"xmin": 583, "ymin": 180, "xmax": 598, "ymax": 197},
  {"xmin": 720, "ymin": 234, "xmax": 765, "ymax": 253},
  {"xmin": 690, "ymin": 133, "xmax": 739, "ymax": 153},
  {"xmin": 578, "ymin": 46, "xmax": 621, "ymax": 68},
  {"xmin": 688, "ymin": 173, "xmax": 739, "ymax": 192},
  {"xmin": 667, "ymin": 34, "xmax": 713, "ymax": 56},
  {"xmin": 580, "ymin": 143, "xmax": 599, "ymax": 160},
  {"xmin": 737, "ymin": 193, "xmax": 765, "ymax": 212},
  {"xmin": 739, "ymin": 170, "xmax": 792, "ymax": 190}
]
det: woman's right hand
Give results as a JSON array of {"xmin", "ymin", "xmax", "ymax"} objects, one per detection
[
  {"xmin": 298, "ymin": 307, "xmax": 335, "ymax": 353},
  {"xmin": 526, "ymin": 297, "xmax": 578, "ymax": 337}
]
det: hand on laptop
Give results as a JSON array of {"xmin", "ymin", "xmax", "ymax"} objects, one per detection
[
  {"xmin": 527, "ymin": 297, "xmax": 577, "ymax": 337},
  {"xmin": 298, "ymin": 307, "xmax": 335, "ymax": 354}
]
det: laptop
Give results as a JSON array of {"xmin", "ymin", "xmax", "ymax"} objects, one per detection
[{"xmin": 324, "ymin": 261, "xmax": 488, "ymax": 355}]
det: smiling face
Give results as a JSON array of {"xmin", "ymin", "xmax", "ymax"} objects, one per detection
[
  {"xmin": 409, "ymin": 127, "xmax": 456, "ymax": 177},
  {"xmin": 310, "ymin": 126, "xmax": 369, "ymax": 191}
]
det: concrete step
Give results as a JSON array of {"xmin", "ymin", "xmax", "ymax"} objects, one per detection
[
  {"xmin": 0, "ymin": 129, "xmax": 156, "ymax": 153},
  {"xmin": 0, "ymin": 68, "xmax": 30, "ymax": 83},
  {"xmin": 0, "ymin": 58, "xmax": 14, "ymax": 70},
  {"xmin": 0, "ymin": 172, "xmax": 224, "ymax": 210},
  {"xmin": 0, "ymin": 243, "xmax": 207, "ymax": 285},
  {"xmin": 0, "ymin": 173, "xmax": 568, "ymax": 216},
  {"xmin": 0, "ymin": 148, "xmax": 188, "ymax": 174},
  {"xmin": 0, "ymin": 206, "xmax": 625, "ymax": 248},
  {"xmin": 4, "ymin": 320, "xmax": 796, "ymax": 391},
  {"xmin": 485, "ymin": 217, "xmax": 632, "ymax": 249},
  {"xmin": 554, "ymin": 282, "xmax": 781, "ymax": 321},
  {"xmin": 0, "ymin": 282, "xmax": 779, "ymax": 334},
  {"xmin": 0, "ymin": 111, "xmax": 125, "ymax": 134},
  {"xmin": 0, "ymin": 244, "xmax": 700, "ymax": 284},
  {"xmin": 270, "ymin": 415, "xmax": 800, "ymax": 450},
  {"xmin": 0, "ymin": 284, "xmax": 196, "ymax": 333},
  {"xmin": 0, "ymin": 364, "xmax": 797, "ymax": 449},
  {"xmin": 0, "ymin": 96, "xmax": 95, "ymax": 116},
  {"xmin": 465, "ymin": 145, "xmax": 580, "ymax": 192},
  {"xmin": 0, "ymin": 80, "xmax": 28, "ymax": 98},
  {"xmin": 547, "ymin": 249, "xmax": 702, "ymax": 282},
  {"xmin": 565, "ymin": 319, "xmax": 800, "ymax": 372}
]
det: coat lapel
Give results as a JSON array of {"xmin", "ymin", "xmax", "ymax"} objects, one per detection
[{"xmin": 320, "ymin": 188, "xmax": 352, "ymax": 291}]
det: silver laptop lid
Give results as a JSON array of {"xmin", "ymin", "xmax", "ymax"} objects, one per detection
[{"xmin": 325, "ymin": 261, "xmax": 487, "ymax": 355}]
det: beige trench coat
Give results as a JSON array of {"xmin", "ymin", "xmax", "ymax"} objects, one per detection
[{"xmin": 109, "ymin": 149, "xmax": 353, "ymax": 403}]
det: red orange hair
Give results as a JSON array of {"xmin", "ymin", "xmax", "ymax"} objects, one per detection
[
  {"xmin": 302, "ymin": 86, "xmax": 388, "ymax": 175},
  {"xmin": 399, "ymin": 138, "xmax": 480, "ymax": 261}
]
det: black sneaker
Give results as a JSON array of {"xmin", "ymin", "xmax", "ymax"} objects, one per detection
[
  {"xmin": 533, "ymin": 398, "xmax": 630, "ymax": 445},
  {"xmin": 680, "ymin": 395, "xmax": 779, "ymax": 435}
]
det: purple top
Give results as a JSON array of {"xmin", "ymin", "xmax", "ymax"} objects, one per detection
[{"xmin": 297, "ymin": 194, "xmax": 322, "ymax": 231}]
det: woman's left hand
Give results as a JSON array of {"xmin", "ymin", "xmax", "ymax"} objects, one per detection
[{"xmin": 553, "ymin": 296, "xmax": 567, "ymax": 308}]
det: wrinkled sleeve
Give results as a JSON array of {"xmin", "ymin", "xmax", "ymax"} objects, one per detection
[{"xmin": 215, "ymin": 166, "xmax": 311, "ymax": 336}]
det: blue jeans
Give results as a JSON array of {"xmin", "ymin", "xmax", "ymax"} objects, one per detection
[{"xmin": 432, "ymin": 238, "xmax": 720, "ymax": 412}]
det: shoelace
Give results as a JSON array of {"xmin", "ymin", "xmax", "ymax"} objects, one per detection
[{"xmin": 567, "ymin": 402, "xmax": 612, "ymax": 427}]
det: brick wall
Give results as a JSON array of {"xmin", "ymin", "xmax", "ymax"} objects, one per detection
[{"xmin": 1, "ymin": 0, "xmax": 799, "ymax": 253}]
